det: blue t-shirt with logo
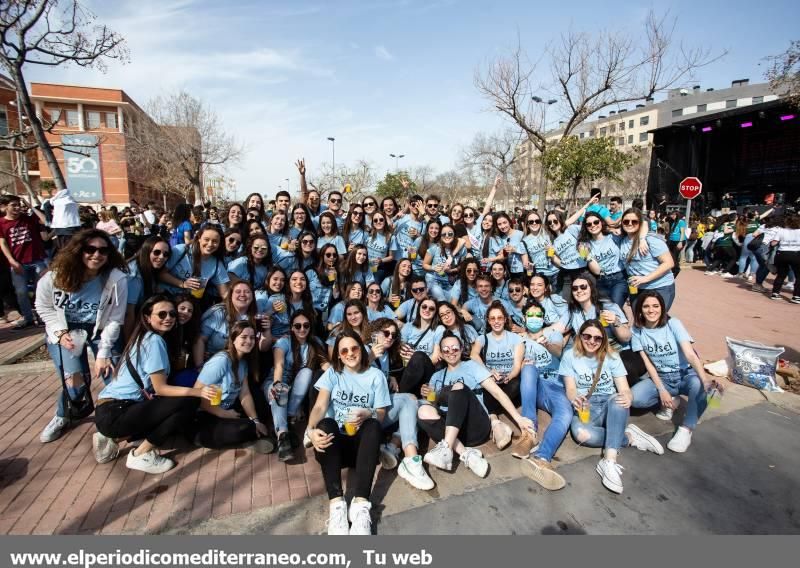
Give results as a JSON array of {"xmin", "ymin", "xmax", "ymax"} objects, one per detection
[
  {"xmin": 61, "ymin": 275, "xmax": 103, "ymax": 324},
  {"xmin": 227, "ymin": 257, "xmax": 268, "ymax": 290},
  {"xmin": 587, "ymin": 234, "xmax": 623, "ymax": 275},
  {"xmin": 463, "ymin": 297, "xmax": 493, "ymax": 333},
  {"xmin": 618, "ymin": 234, "xmax": 675, "ymax": 290},
  {"xmin": 165, "ymin": 244, "xmax": 230, "ymax": 293},
  {"xmin": 346, "ymin": 228, "xmax": 368, "ymax": 247},
  {"xmin": 523, "ymin": 331, "xmax": 563, "ymax": 383},
  {"xmin": 255, "ymin": 292, "xmax": 289, "ymax": 337},
  {"xmin": 315, "ymin": 366, "xmax": 391, "ymax": 429},
  {"xmin": 448, "ymin": 280, "xmax": 478, "ymax": 305},
  {"xmin": 523, "ymin": 234, "xmax": 557, "ymax": 276},
  {"xmin": 197, "ymin": 352, "xmax": 248, "ymax": 410},
  {"xmin": 429, "ymin": 360, "xmax": 491, "ymax": 413},
  {"xmin": 539, "ymin": 295, "xmax": 568, "ymax": 326},
  {"xmin": 366, "ymin": 233, "xmax": 390, "ymax": 265},
  {"xmin": 400, "ymin": 323, "xmax": 441, "ymax": 353},
  {"xmin": 426, "ymin": 244, "xmax": 465, "ymax": 288},
  {"xmin": 368, "ymin": 305, "xmax": 395, "ymax": 321},
  {"xmin": 488, "ymin": 230, "xmax": 525, "ymax": 273},
  {"xmin": 390, "ymin": 216, "xmax": 423, "ymax": 260},
  {"xmin": 475, "ymin": 331, "xmax": 524, "ymax": 374},
  {"xmin": 631, "ymin": 318, "xmax": 692, "ymax": 374},
  {"xmin": 553, "ymin": 225, "xmax": 586, "ymax": 270},
  {"xmin": 306, "ymin": 270, "xmax": 334, "ymax": 313},
  {"xmin": 99, "ymin": 331, "xmax": 169, "ymax": 401},
  {"xmin": 559, "ymin": 301, "xmax": 629, "ymax": 351},
  {"xmin": 558, "ymin": 348, "xmax": 627, "ymax": 397}
]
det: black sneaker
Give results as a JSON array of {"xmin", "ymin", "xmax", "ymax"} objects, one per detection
[
  {"xmin": 770, "ymin": 293, "xmax": 782, "ymax": 301},
  {"xmin": 277, "ymin": 433, "xmax": 293, "ymax": 462},
  {"xmin": 791, "ymin": 297, "xmax": 800, "ymax": 305}
]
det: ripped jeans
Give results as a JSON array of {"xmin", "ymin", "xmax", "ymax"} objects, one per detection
[{"xmin": 569, "ymin": 393, "xmax": 629, "ymax": 451}]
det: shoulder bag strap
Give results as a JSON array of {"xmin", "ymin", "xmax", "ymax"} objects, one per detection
[
  {"xmin": 585, "ymin": 351, "xmax": 607, "ymax": 399},
  {"xmin": 411, "ymin": 325, "xmax": 432, "ymax": 349}
]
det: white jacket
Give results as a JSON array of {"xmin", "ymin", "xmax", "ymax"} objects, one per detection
[
  {"xmin": 50, "ymin": 188, "xmax": 81, "ymax": 229},
  {"xmin": 35, "ymin": 268, "xmax": 128, "ymax": 359}
]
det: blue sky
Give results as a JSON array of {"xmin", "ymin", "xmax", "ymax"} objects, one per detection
[{"xmin": 26, "ymin": 0, "xmax": 799, "ymax": 200}]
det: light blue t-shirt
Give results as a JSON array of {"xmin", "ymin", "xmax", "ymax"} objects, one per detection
[
  {"xmin": 488, "ymin": 230, "xmax": 525, "ymax": 273},
  {"xmin": 425, "ymin": 244, "xmax": 465, "ymax": 288},
  {"xmin": 502, "ymin": 298, "xmax": 526, "ymax": 328},
  {"xmin": 60, "ymin": 274, "xmax": 103, "ymax": 324},
  {"xmin": 126, "ymin": 260, "xmax": 144, "ymax": 307},
  {"xmin": 396, "ymin": 298, "xmax": 420, "ymax": 322},
  {"xmin": 631, "ymin": 318, "xmax": 693, "ymax": 374},
  {"xmin": 165, "ymin": 244, "xmax": 230, "ymax": 293},
  {"xmin": 668, "ymin": 219, "xmax": 687, "ymax": 242},
  {"xmin": 99, "ymin": 332, "xmax": 169, "ymax": 401},
  {"xmin": 584, "ymin": 203, "xmax": 611, "ymax": 222},
  {"xmin": 587, "ymin": 234, "xmax": 624, "ymax": 275},
  {"xmin": 317, "ymin": 235, "xmax": 347, "ymax": 255},
  {"xmin": 255, "ymin": 292, "xmax": 289, "ymax": 337},
  {"xmin": 618, "ymin": 234, "xmax": 675, "ymax": 290},
  {"xmin": 475, "ymin": 331, "xmax": 523, "ymax": 374},
  {"xmin": 559, "ymin": 301, "xmax": 629, "ymax": 351},
  {"xmin": 429, "ymin": 360, "xmax": 492, "ymax": 413},
  {"xmin": 463, "ymin": 297, "xmax": 493, "ymax": 333},
  {"xmin": 448, "ymin": 280, "xmax": 478, "ymax": 305},
  {"xmin": 197, "ymin": 352, "xmax": 248, "ymax": 409},
  {"xmin": 346, "ymin": 228, "xmax": 368, "ymax": 247},
  {"xmin": 390, "ymin": 216, "xmax": 424, "ymax": 260},
  {"xmin": 400, "ymin": 323, "xmax": 441, "ymax": 353},
  {"xmin": 314, "ymin": 366, "xmax": 392, "ymax": 429},
  {"xmin": 553, "ymin": 225, "xmax": 586, "ymax": 270},
  {"xmin": 306, "ymin": 270, "xmax": 334, "ymax": 313},
  {"xmin": 522, "ymin": 234, "xmax": 557, "ymax": 276},
  {"xmin": 558, "ymin": 349, "xmax": 627, "ymax": 397},
  {"xmin": 433, "ymin": 324, "xmax": 479, "ymax": 350},
  {"xmin": 368, "ymin": 305, "xmax": 396, "ymax": 321},
  {"xmin": 200, "ymin": 305, "xmax": 249, "ymax": 354},
  {"xmin": 273, "ymin": 336, "xmax": 312, "ymax": 384},
  {"xmin": 466, "ymin": 220, "xmax": 487, "ymax": 258},
  {"xmin": 539, "ymin": 295, "xmax": 568, "ymax": 326},
  {"xmin": 227, "ymin": 257, "xmax": 268, "ymax": 290},
  {"xmin": 523, "ymin": 331, "xmax": 563, "ymax": 383},
  {"xmin": 366, "ymin": 233, "xmax": 391, "ymax": 264}
]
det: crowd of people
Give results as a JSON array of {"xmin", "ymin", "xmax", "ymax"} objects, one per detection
[{"xmin": 1, "ymin": 159, "xmax": 798, "ymax": 536}]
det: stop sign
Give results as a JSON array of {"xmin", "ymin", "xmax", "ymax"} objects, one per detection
[{"xmin": 679, "ymin": 177, "xmax": 703, "ymax": 200}]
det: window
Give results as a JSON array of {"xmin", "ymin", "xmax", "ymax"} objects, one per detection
[
  {"xmin": 628, "ymin": 134, "xmax": 634, "ymax": 144},
  {"xmin": 589, "ymin": 129, "xmax": 595, "ymax": 138},
  {"xmin": 86, "ymin": 111, "xmax": 101, "ymax": 129},
  {"xmin": 672, "ymin": 108, "xmax": 683, "ymax": 118},
  {"xmin": 639, "ymin": 132, "xmax": 649, "ymax": 143},
  {"xmin": 618, "ymin": 136, "xmax": 625, "ymax": 146},
  {"xmin": 628, "ymin": 119, "xmax": 634, "ymax": 129},
  {"xmin": 619, "ymin": 121, "xmax": 625, "ymax": 130},
  {"xmin": 726, "ymin": 99, "xmax": 737, "ymax": 109},
  {"xmin": 45, "ymin": 107, "xmax": 62, "ymax": 125},
  {"xmin": 0, "ymin": 107, "xmax": 7, "ymax": 135},
  {"xmin": 66, "ymin": 109, "xmax": 79, "ymax": 127},
  {"xmin": 105, "ymin": 112, "xmax": 117, "ymax": 129},
  {"xmin": 610, "ymin": 124, "xmax": 616, "ymax": 134},
  {"xmin": 640, "ymin": 116, "xmax": 650, "ymax": 126},
  {"xmin": 697, "ymin": 104, "xmax": 707, "ymax": 113},
  {"xmin": 752, "ymin": 96, "xmax": 764, "ymax": 104},
  {"xmin": 579, "ymin": 132, "xmax": 585, "ymax": 139},
  {"xmin": 599, "ymin": 127, "xmax": 607, "ymax": 137}
]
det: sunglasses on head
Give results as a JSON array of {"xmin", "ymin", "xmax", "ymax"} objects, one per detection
[
  {"xmin": 382, "ymin": 329, "xmax": 396, "ymax": 338},
  {"xmin": 151, "ymin": 249, "xmax": 170, "ymax": 258},
  {"xmin": 572, "ymin": 284, "xmax": 589, "ymax": 292},
  {"xmin": 292, "ymin": 322, "xmax": 311, "ymax": 331},
  {"xmin": 411, "ymin": 286, "xmax": 426, "ymax": 293},
  {"xmin": 586, "ymin": 220, "xmax": 601, "ymax": 227},
  {"xmin": 339, "ymin": 345, "xmax": 360, "ymax": 356},
  {"xmin": 441, "ymin": 345, "xmax": 462, "ymax": 354},
  {"xmin": 581, "ymin": 332, "xmax": 603, "ymax": 343},
  {"xmin": 154, "ymin": 310, "xmax": 177, "ymax": 320},
  {"xmin": 622, "ymin": 219, "xmax": 640, "ymax": 227},
  {"xmin": 83, "ymin": 245, "xmax": 110, "ymax": 256}
]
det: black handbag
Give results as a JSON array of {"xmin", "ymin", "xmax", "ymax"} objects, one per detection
[
  {"xmin": 747, "ymin": 233, "xmax": 764, "ymax": 252},
  {"xmin": 57, "ymin": 344, "xmax": 95, "ymax": 423}
]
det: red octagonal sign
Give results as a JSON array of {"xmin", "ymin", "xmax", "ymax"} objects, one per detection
[{"xmin": 679, "ymin": 177, "xmax": 703, "ymax": 200}]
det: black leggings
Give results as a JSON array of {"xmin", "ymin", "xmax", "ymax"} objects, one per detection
[
  {"xmin": 94, "ymin": 396, "xmax": 200, "ymax": 446},
  {"xmin": 482, "ymin": 378, "xmax": 520, "ymax": 416},
  {"xmin": 193, "ymin": 402, "xmax": 260, "ymax": 449},
  {"xmin": 619, "ymin": 350, "xmax": 647, "ymax": 387},
  {"xmin": 667, "ymin": 241, "xmax": 682, "ymax": 277},
  {"xmin": 398, "ymin": 352, "xmax": 435, "ymax": 397},
  {"xmin": 314, "ymin": 417, "xmax": 382, "ymax": 500},
  {"xmin": 772, "ymin": 250, "xmax": 800, "ymax": 296},
  {"xmin": 711, "ymin": 245, "xmax": 738, "ymax": 274},
  {"xmin": 418, "ymin": 387, "xmax": 491, "ymax": 448}
]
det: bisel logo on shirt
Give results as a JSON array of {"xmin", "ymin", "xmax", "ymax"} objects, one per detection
[
  {"xmin": 53, "ymin": 290, "xmax": 102, "ymax": 312},
  {"xmin": 335, "ymin": 390, "xmax": 371, "ymax": 405}
]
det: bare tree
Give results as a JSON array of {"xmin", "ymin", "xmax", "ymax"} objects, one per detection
[
  {"xmin": 475, "ymin": 10, "xmax": 723, "ymax": 210},
  {"xmin": 461, "ymin": 129, "xmax": 524, "ymax": 210},
  {"xmin": 130, "ymin": 90, "xmax": 244, "ymax": 204},
  {"xmin": 0, "ymin": 0, "xmax": 128, "ymax": 192},
  {"xmin": 409, "ymin": 165, "xmax": 436, "ymax": 195},
  {"xmin": 764, "ymin": 40, "xmax": 799, "ymax": 108}
]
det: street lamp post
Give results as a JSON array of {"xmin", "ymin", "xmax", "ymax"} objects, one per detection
[
  {"xmin": 285, "ymin": 178, "xmax": 290, "ymax": 194},
  {"xmin": 389, "ymin": 153, "xmax": 405, "ymax": 171},
  {"xmin": 532, "ymin": 96, "xmax": 558, "ymax": 210},
  {"xmin": 327, "ymin": 137, "xmax": 335, "ymax": 190}
]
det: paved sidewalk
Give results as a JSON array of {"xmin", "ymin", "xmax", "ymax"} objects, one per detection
[
  {"xmin": 0, "ymin": 267, "xmax": 797, "ymax": 535},
  {"xmin": 0, "ymin": 320, "xmax": 44, "ymax": 366}
]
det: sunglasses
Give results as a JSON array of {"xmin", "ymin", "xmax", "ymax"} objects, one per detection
[
  {"xmin": 466, "ymin": 268, "xmax": 478, "ymax": 274},
  {"xmin": 586, "ymin": 220, "xmax": 601, "ymax": 227},
  {"xmin": 373, "ymin": 217, "xmax": 385, "ymax": 223},
  {"xmin": 426, "ymin": 203, "xmax": 438, "ymax": 209},
  {"xmin": 572, "ymin": 284, "xmax": 589, "ymax": 292},
  {"xmin": 441, "ymin": 345, "xmax": 462, "ymax": 354},
  {"xmin": 292, "ymin": 322, "xmax": 311, "ymax": 330},
  {"xmin": 527, "ymin": 219, "xmax": 541, "ymax": 225},
  {"xmin": 154, "ymin": 310, "xmax": 177, "ymax": 320},
  {"xmin": 464, "ymin": 213, "xmax": 475, "ymax": 218},
  {"xmin": 151, "ymin": 249, "xmax": 170, "ymax": 258},
  {"xmin": 488, "ymin": 316, "xmax": 505, "ymax": 322},
  {"xmin": 367, "ymin": 289, "xmax": 381, "ymax": 295},
  {"xmin": 411, "ymin": 286, "xmax": 426, "ymax": 293},
  {"xmin": 227, "ymin": 237, "xmax": 241, "ymax": 243},
  {"xmin": 364, "ymin": 202, "xmax": 377, "ymax": 208},
  {"xmin": 509, "ymin": 287, "xmax": 523, "ymax": 293},
  {"xmin": 301, "ymin": 239, "xmax": 315, "ymax": 245},
  {"xmin": 420, "ymin": 304, "xmax": 436, "ymax": 312},
  {"xmin": 329, "ymin": 198, "xmax": 342, "ymax": 204},
  {"xmin": 339, "ymin": 345, "xmax": 361, "ymax": 356},
  {"xmin": 581, "ymin": 333, "xmax": 603, "ymax": 344},
  {"xmin": 547, "ymin": 219, "xmax": 560, "ymax": 226},
  {"xmin": 83, "ymin": 245, "xmax": 110, "ymax": 256},
  {"xmin": 324, "ymin": 252, "xmax": 338, "ymax": 258},
  {"xmin": 382, "ymin": 330, "xmax": 397, "ymax": 338},
  {"xmin": 622, "ymin": 219, "xmax": 640, "ymax": 227},
  {"xmin": 442, "ymin": 232, "xmax": 454, "ymax": 237},
  {"xmin": 252, "ymin": 245, "xmax": 269, "ymax": 252},
  {"xmin": 351, "ymin": 211, "xmax": 363, "ymax": 217}
]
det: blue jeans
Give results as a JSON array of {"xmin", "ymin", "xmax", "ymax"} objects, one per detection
[
  {"xmin": 265, "ymin": 368, "xmax": 314, "ymax": 433},
  {"xmin": 631, "ymin": 368, "xmax": 707, "ymax": 429},
  {"xmin": 9, "ymin": 260, "xmax": 46, "ymax": 322},
  {"xmin": 737, "ymin": 235, "xmax": 757, "ymax": 275},
  {"xmin": 383, "ymin": 393, "xmax": 419, "ymax": 450},
  {"xmin": 425, "ymin": 273, "xmax": 452, "ymax": 302},
  {"xmin": 47, "ymin": 332, "xmax": 117, "ymax": 418},
  {"xmin": 597, "ymin": 271, "xmax": 628, "ymax": 310},
  {"xmin": 569, "ymin": 393, "xmax": 629, "ymax": 451},
  {"xmin": 630, "ymin": 282, "xmax": 675, "ymax": 312},
  {"xmin": 520, "ymin": 365, "xmax": 572, "ymax": 462}
]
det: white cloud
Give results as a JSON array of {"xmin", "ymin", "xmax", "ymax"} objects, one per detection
[{"xmin": 374, "ymin": 45, "xmax": 394, "ymax": 61}]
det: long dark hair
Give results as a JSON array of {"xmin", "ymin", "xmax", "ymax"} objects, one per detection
[
  {"xmin": 342, "ymin": 204, "xmax": 366, "ymax": 248},
  {"xmin": 331, "ymin": 329, "xmax": 370, "ymax": 373},
  {"xmin": 173, "ymin": 292, "xmax": 199, "ymax": 358},
  {"xmin": 315, "ymin": 243, "xmax": 340, "ymax": 288},
  {"xmin": 285, "ymin": 270, "xmax": 316, "ymax": 327},
  {"xmin": 567, "ymin": 271, "xmax": 604, "ymax": 316},
  {"xmin": 240, "ymin": 234, "xmax": 272, "ymax": 288},
  {"xmin": 485, "ymin": 300, "xmax": 512, "ymax": 333},
  {"xmin": 294, "ymin": 230, "xmax": 319, "ymax": 269},
  {"xmin": 339, "ymin": 244, "xmax": 370, "ymax": 283},
  {"xmin": 418, "ymin": 219, "xmax": 441, "ymax": 260},
  {"xmin": 482, "ymin": 212, "xmax": 512, "ymax": 258},
  {"xmin": 50, "ymin": 228, "xmax": 127, "ymax": 292},
  {"xmin": 172, "ymin": 203, "xmax": 192, "ymax": 227},
  {"xmin": 390, "ymin": 258, "xmax": 413, "ymax": 299},
  {"xmin": 244, "ymin": 193, "xmax": 265, "ymax": 214},
  {"xmin": 219, "ymin": 280, "xmax": 257, "ymax": 330},
  {"xmin": 436, "ymin": 300, "xmax": 471, "ymax": 347},
  {"xmin": 291, "ymin": 203, "xmax": 316, "ymax": 234},
  {"xmin": 116, "ymin": 294, "xmax": 177, "ymax": 377},
  {"xmin": 318, "ymin": 211, "xmax": 340, "ymax": 237},
  {"xmin": 287, "ymin": 310, "xmax": 328, "ymax": 378},
  {"xmin": 632, "ymin": 290, "xmax": 669, "ymax": 329},
  {"xmin": 226, "ymin": 203, "xmax": 246, "ymax": 231},
  {"xmin": 578, "ymin": 211, "xmax": 608, "ymax": 244},
  {"xmin": 223, "ymin": 320, "xmax": 259, "ymax": 388},
  {"xmin": 545, "ymin": 210, "xmax": 567, "ymax": 239},
  {"xmin": 621, "ymin": 208, "xmax": 645, "ymax": 263},
  {"xmin": 458, "ymin": 258, "xmax": 480, "ymax": 305},
  {"xmin": 189, "ymin": 225, "xmax": 225, "ymax": 277},
  {"xmin": 370, "ymin": 317, "xmax": 402, "ymax": 371},
  {"xmin": 339, "ymin": 299, "xmax": 370, "ymax": 342},
  {"xmin": 412, "ymin": 296, "xmax": 438, "ymax": 329},
  {"xmin": 130, "ymin": 236, "xmax": 170, "ymax": 301}
]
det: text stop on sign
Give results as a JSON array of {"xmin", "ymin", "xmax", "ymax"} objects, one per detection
[{"xmin": 679, "ymin": 177, "xmax": 703, "ymax": 200}]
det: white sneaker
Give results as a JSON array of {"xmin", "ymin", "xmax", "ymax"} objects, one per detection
[
  {"xmin": 655, "ymin": 407, "xmax": 674, "ymax": 421},
  {"xmin": 423, "ymin": 440, "xmax": 453, "ymax": 471},
  {"xmin": 704, "ymin": 271, "xmax": 718, "ymax": 276},
  {"xmin": 92, "ymin": 432, "xmax": 119, "ymax": 464},
  {"xmin": 326, "ymin": 500, "xmax": 349, "ymax": 535},
  {"xmin": 126, "ymin": 448, "xmax": 175, "ymax": 474},
  {"xmin": 40, "ymin": 415, "xmax": 68, "ymax": 443},
  {"xmin": 667, "ymin": 426, "xmax": 693, "ymax": 453},
  {"xmin": 348, "ymin": 500, "xmax": 372, "ymax": 536},
  {"xmin": 303, "ymin": 428, "xmax": 312, "ymax": 449},
  {"xmin": 379, "ymin": 442, "xmax": 401, "ymax": 470},
  {"xmin": 721, "ymin": 272, "xmax": 736, "ymax": 279},
  {"xmin": 596, "ymin": 458, "xmax": 624, "ymax": 494},
  {"xmin": 625, "ymin": 424, "xmax": 664, "ymax": 455},
  {"xmin": 491, "ymin": 419, "xmax": 513, "ymax": 450},
  {"xmin": 398, "ymin": 456, "xmax": 435, "ymax": 490},
  {"xmin": 460, "ymin": 447, "xmax": 489, "ymax": 478}
]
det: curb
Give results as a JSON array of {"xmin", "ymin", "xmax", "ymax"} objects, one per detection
[
  {"xmin": 0, "ymin": 335, "xmax": 45, "ymax": 366},
  {"xmin": 0, "ymin": 359, "xmax": 52, "ymax": 377}
]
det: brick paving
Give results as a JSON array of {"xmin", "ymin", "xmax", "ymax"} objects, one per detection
[
  {"xmin": 0, "ymin": 266, "xmax": 798, "ymax": 534},
  {"xmin": 0, "ymin": 320, "xmax": 44, "ymax": 365}
]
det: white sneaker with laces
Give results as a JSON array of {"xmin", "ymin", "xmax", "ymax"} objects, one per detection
[
  {"xmin": 327, "ymin": 500, "xmax": 349, "ymax": 535},
  {"xmin": 40, "ymin": 415, "xmax": 68, "ymax": 443},
  {"xmin": 460, "ymin": 447, "xmax": 489, "ymax": 478},
  {"xmin": 423, "ymin": 440, "xmax": 453, "ymax": 471},
  {"xmin": 625, "ymin": 424, "xmax": 664, "ymax": 455},
  {"xmin": 126, "ymin": 449, "xmax": 175, "ymax": 474},
  {"xmin": 596, "ymin": 458, "xmax": 624, "ymax": 494},
  {"xmin": 379, "ymin": 443, "xmax": 400, "ymax": 470},
  {"xmin": 667, "ymin": 426, "xmax": 693, "ymax": 453},
  {"xmin": 721, "ymin": 272, "xmax": 736, "ymax": 279},
  {"xmin": 491, "ymin": 419, "xmax": 513, "ymax": 450},
  {"xmin": 655, "ymin": 407, "xmax": 674, "ymax": 421},
  {"xmin": 348, "ymin": 500, "xmax": 372, "ymax": 536},
  {"xmin": 398, "ymin": 456, "xmax": 435, "ymax": 490},
  {"xmin": 93, "ymin": 432, "xmax": 120, "ymax": 464}
]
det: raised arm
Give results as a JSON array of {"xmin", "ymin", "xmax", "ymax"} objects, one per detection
[
  {"xmin": 481, "ymin": 175, "xmax": 501, "ymax": 217},
  {"xmin": 296, "ymin": 159, "xmax": 308, "ymax": 204}
]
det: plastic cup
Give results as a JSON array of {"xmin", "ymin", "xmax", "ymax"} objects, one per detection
[
  {"xmin": 344, "ymin": 410, "xmax": 359, "ymax": 436},
  {"xmin": 599, "ymin": 315, "xmax": 608, "ymax": 327},
  {"xmin": 68, "ymin": 329, "xmax": 88, "ymax": 358},
  {"xmin": 547, "ymin": 247, "xmax": 555, "ymax": 258},
  {"xmin": 190, "ymin": 277, "xmax": 208, "ymax": 299},
  {"xmin": 370, "ymin": 260, "xmax": 378, "ymax": 273},
  {"xmin": 526, "ymin": 269, "xmax": 533, "ymax": 277},
  {"xmin": 273, "ymin": 298, "xmax": 286, "ymax": 313},
  {"xmin": 391, "ymin": 298, "xmax": 401, "ymax": 308},
  {"xmin": 707, "ymin": 387, "xmax": 722, "ymax": 409},
  {"xmin": 210, "ymin": 385, "xmax": 223, "ymax": 406},
  {"xmin": 579, "ymin": 247, "xmax": 589, "ymax": 259},
  {"xmin": 628, "ymin": 284, "xmax": 638, "ymax": 295},
  {"xmin": 280, "ymin": 240, "xmax": 289, "ymax": 250},
  {"xmin": 327, "ymin": 269, "xmax": 336, "ymax": 282},
  {"xmin": 274, "ymin": 382, "xmax": 290, "ymax": 407},
  {"xmin": 408, "ymin": 247, "xmax": 417, "ymax": 260},
  {"xmin": 426, "ymin": 386, "xmax": 437, "ymax": 403},
  {"xmin": 578, "ymin": 403, "xmax": 590, "ymax": 424}
]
